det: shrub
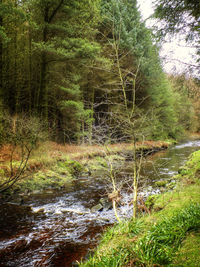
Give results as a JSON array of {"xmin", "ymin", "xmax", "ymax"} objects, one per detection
[{"xmin": 0, "ymin": 114, "xmax": 47, "ymax": 193}]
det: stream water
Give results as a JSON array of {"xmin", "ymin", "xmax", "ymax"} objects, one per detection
[{"xmin": 0, "ymin": 140, "xmax": 200, "ymax": 267}]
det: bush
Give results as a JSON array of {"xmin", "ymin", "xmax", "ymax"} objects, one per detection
[{"xmin": 0, "ymin": 114, "xmax": 47, "ymax": 193}]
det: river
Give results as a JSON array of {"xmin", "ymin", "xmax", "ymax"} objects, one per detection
[{"xmin": 0, "ymin": 139, "xmax": 200, "ymax": 267}]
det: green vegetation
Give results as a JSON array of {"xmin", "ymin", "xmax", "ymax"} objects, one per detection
[
  {"xmin": 154, "ymin": 180, "xmax": 168, "ymax": 187},
  {"xmin": 10, "ymin": 158, "xmax": 84, "ymax": 194},
  {"xmin": 80, "ymin": 150, "xmax": 200, "ymax": 266},
  {"xmin": 184, "ymin": 150, "xmax": 200, "ymax": 178},
  {"xmin": 138, "ymin": 204, "xmax": 200, "ymax": 265},
  {"xmin": 0, "ymin": 115, "xmax": 46, "ymax": 193},
  {"xmin": 169, "ymin": 75, "xmax": 200, "ymax": 133},
  {"xmin": 1, "ymin": 140, "xmax": 169, "ymax": 196},
  {"xmin": 0, "ymin": 0, "xmax": 199, "ymax": 202},
  {"xmin": 0, "ymin": 0, "xmax": 199, "ymax": 195},
  {"xmin": 0, "ymin": 0, "xmax": 199, "ymax": 146},
  {"xmin": 173, "ymin": 231, "xmax": 200, "ymax": 267},
  {"xmin": 0, "ymin": 1, "xmax": 199, "ymax": 265}
]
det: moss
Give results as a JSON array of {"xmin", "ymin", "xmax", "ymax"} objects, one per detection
[
  {"xmin": 66, "ymin": 159, "xmax": 85, "ymax": 175},
  {"xmin": 154, "ymin": 180, "xmax": 168, "ymax": 187},
  {"xmin": 178, "ymin": 166, "xmax": 188, "ymax": 175},
  {"xmin": 87, "ymin": 157, "xmax": 107, "ymax": 171},
  {"xmin": 57, "ymin": 158, "xmax": 85, "ymax": 176},
  {"xmin": 87, "ymin": 154, "xmax": 125, "ymax": 173},
  {"xmin": 151, "ymin": 184, "xmax": 200, "ymax": 219},
  {"xmin": 0, "ymin": 168, "xmax": 5, "ymax": 176},
  {"xmin": 180, "ymin": 150, "xmax": 200, "ymax": 179},
  {"xmin": 1, "ymin": 156, "xmax": 86, "ymax": 195},
  {"xmin": 145, "ymin": 194, "xmax": 158, "ymax": 209},
  {"xmin": 13, "ymin": 160, "xmax": 82, "ymax": 193},
  {"xmin": 172, "ymin": 231, "xmax": 200, "ymax": 266},
  {"xmin": 17, "ymin": 170, "xmax": 73, "ymax": 193}
]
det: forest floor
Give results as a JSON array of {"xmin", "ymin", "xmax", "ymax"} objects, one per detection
[
  {"xmin": 80, "ymin": 149, "xmax": 200, "ymax": 266},
  {"xmin": 0, "ymin": 140, "xmax": 172, "ymax": 197}
]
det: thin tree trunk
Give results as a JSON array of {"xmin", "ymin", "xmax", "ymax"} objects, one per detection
[
  {"xmin": 132, "ymin": 137, "xmax": 137, "ymax": 218},
  {"xmin": 0, "ymin": 8, "xmax": 3, "ymax": 117},
  {"xmin": 28, "ymin": 26, "xmax": 32, "ymax": 113},
  {"xmin": 37, "ymin": 1, "xmax": 64, "ymax": 121},
  {"xmin": 38, "ymin": 29, "xmax": 47, "ymax": 120},
  {"xmin": 14, "ymin": 0, "xmax": 20, "ymax": 114},
  {"xmin": 40, "ymin": 54, "xmax": 48, "ymax": 121},
  {"xmin": 88, "ymin": 87, "xmax": 95, "ymax": 145}
]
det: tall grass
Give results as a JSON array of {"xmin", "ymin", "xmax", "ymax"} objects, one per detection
[
  {"xmin": 81, "ymin": 220, "xmax": 143, "ymax": 267},
  {"xmin": 81, "ymin": 203, "xmax": 200, "ymax": 266},
  {"xmin": 137, "ymin": 203, "xmax": 200, "ymax": 265}
]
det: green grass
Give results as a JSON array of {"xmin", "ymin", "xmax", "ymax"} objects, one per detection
[
  {"xmin": 172, "ymin": 231, "xmax": 200, "ymax": 267},
  {"xmin": 137, "ymin": 204, "xmax": 200, "ymax": 265},
  {"xmin": 178, "ymin": 150, "xmax": 200, "ymax": 180},
  {"xmin": 81, "ymin": 204, "xmax": 200, "ymax": 266},
  {"xmin": 81, "ymin": 220, "xmax": 144, "ymax": 267}
]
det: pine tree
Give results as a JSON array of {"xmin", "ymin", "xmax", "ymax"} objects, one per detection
[
  {"xmin": 28, "ymin": 0, "xmax": 101, "ymax": 141},
  {"xmin": 96, "ymin": 0, "xmax": 179, "ymax": 140}
]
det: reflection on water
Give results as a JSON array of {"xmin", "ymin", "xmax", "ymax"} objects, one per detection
[{"xmin": 0, "ymin": 140, "xmax": 199, "ymax": 266}]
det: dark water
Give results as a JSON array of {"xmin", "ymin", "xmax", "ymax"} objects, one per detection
[{"xmin": 0, "ymin": 140, "xmax": 200, "ymax": 267}]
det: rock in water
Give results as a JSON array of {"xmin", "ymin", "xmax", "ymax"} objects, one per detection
[
  {"xmin": 99, "ymin": 198, "xmax": 112, "ymax": 211},
  {"xmin": 91, "ymin": 203, "xmax": 103, "ymax": 213}
]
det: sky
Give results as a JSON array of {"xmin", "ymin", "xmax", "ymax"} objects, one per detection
[{"xmin": 137, "ymin": 0, "xmax": 197, "ymax": 76}]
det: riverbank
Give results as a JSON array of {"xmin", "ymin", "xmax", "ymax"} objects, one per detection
[
  {"xmin": 0, "ymin": 140, "xmax": 172, "ymax": 199},
  {"xmin": 80, "ymin": 149, "xmax": 200, "ymax": 266},
  {"xmin": 0, "ymin": 139, "xmax": 199, "ymax": 266}
]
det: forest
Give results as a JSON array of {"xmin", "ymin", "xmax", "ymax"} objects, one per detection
[
  {"xmin": 0, "ymin": 0, "xmax": 199, "ymax": 145},
  {"xmin": 0, "ymin": 0, "xmax": 200, "ymax": 266}
]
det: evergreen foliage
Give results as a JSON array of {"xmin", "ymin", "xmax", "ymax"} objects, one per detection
[
  {"xmin": 95, "ymin": 0, "xmax": 181, "ymax": 140},
  {"xmin": 0, "ymin": 0, "xmax": 198, "ymax": 143},
  {"xmin": 154, "ymin": 0, "xmax": 200, "ymax": 72}
]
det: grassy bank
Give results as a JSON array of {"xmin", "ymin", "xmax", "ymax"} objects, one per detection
[
  {"xmin": 0, "ymin": 140, "xmax": 171, "ymax": 196},
  {"xmin": 80, "ymin": 150, "xmax": 200, "ymax": 266}
]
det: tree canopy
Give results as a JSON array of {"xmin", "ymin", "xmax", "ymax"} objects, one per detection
[
  {"xmin": 0, "ymin": 0, "xmax": 199, "ymax": 144},
  {"xmin": 154, "ymin": 0, "xmax": 200, "ymax": 72}
]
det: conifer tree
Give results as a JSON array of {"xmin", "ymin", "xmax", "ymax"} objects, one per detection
[
  {"xmin": 97, "ymin": 0, "xmax": 179, "ymax": 140},
  {"xmin": 29, "ymin": 0, "xmax": 100, "ymax": 141}
]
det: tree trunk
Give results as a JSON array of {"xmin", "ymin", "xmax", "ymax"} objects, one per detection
[
  {"xmin": 28, "ymin": 26, "xmax": 32, "ymax": 113},
  {"xmin": 37, "ymin": 18, "xmax": 48, "ymax": 120},
  {"xmin": 0, "ymin": 9, "xmax": 3, "ymax": 109},
  {"xmin": 0, "ymin": 18, "xmax": 3, "ymax": 132},
  {"xmin": 88, "ymin": 87, "xmax": 95, "ymax": 145},
  {"xmin": 39, "ymin": 53, "xmax": 48, "ymax": 120}
]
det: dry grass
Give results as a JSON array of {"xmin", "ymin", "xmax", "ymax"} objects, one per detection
[
  {"xmin": 39, "ymin": 140, "xmax": 169, "ymax": 161},
  {"xmin": 0, "ymin": 140, "xmax": 170, "ymax": 179},
  {"xmin": 0, "ymin": 145, "xmax": 21, "ymax": 162},
  {"xmin": 187, "ymin": 132, "xmax": 200, "ymax": 139},
  {"xmin": 0, "ymin": 140, "xmax": 170, "ymax": 164}
]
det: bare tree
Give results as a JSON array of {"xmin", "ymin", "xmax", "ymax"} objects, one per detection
[
  {"xmin": 84, "ymin": 11, "xmax": 152, "ymax": 220},
  {"xmin": 0, "ymin": 114, "xmax": 46, "ymax": 193},
  {"xmin": 89, "ymin": 112, "xmax": 147, "ymax": 221}
]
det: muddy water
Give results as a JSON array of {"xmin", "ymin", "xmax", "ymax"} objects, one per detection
[{"xmin": 0, "ymin": 140, "xmax": 199, "ymax": 267}]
